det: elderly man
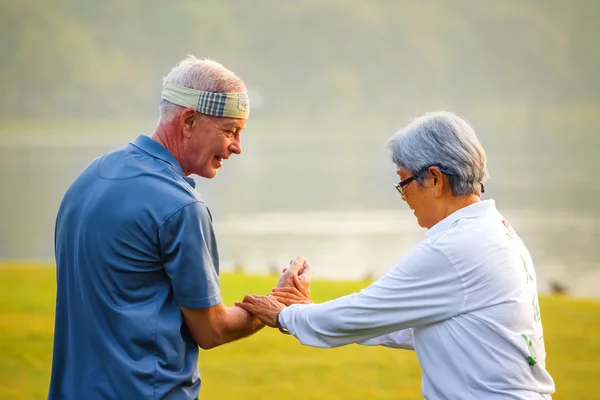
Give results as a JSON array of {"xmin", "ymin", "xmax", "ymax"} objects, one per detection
[
  {"xmin": 48, "ymin": 56, "xmax": 309, "ymax": 399},
  {"xmin": 237, "ymin": 111, "xmax": 556, "ymax": 399}
]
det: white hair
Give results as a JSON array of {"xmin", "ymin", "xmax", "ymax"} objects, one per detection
[
  {"xmin": 386, "ymin": 111, "xmax": 489, "ymax": 196},
  {"xmin": 159, "ymin": 55, "xmax": 247, "ymax": 120}
]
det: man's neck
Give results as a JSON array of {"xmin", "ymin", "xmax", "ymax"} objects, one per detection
[{"xmin": 152, "ymin": 119, "xmax": 186, "ymax": 172}]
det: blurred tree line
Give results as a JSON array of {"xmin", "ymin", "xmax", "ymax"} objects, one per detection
[{"xmin": 1, "ymin": 0, "xmax": 599, "ymax": 120}]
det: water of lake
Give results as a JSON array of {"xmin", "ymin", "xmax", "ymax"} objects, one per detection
[{"xmin": 1, "ymin": 118, "xmax": 598, "ymax": 298}]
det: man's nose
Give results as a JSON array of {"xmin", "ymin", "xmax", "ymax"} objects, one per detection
[{"xmin": 230, "ymin": 138, "xmax": 242, "ymax": 155}]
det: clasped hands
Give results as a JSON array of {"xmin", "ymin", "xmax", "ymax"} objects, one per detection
[{"xmin": 234, "ymin": 256, "xmax": 313, "ymax": 328}]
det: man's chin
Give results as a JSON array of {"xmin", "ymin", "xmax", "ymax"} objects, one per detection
[{"xmin": 198, "ymin": 169, "xmax": 218, "ymax": 179}]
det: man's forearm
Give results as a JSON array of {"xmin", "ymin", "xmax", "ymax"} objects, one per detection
[
  {"xmin": 181, "ymin": 303, "xmax": 265, "ymax": 350},
  {"xmin": 217, "ymin": 306, "xmax": 265, "ymax": 345}
]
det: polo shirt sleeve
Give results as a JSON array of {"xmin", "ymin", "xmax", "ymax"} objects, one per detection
[
  {"xmin": 278, "ymin": 241, "xmax": 465, "ymax": 348},
  {"xmin": 158, "ymin": 201, "xmax": 222, "ymax": 309}
]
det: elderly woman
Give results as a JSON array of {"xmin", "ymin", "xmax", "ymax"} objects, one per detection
[{"xmin": 236, "ymin": 111, "xmax": 555, "ymax": 399}]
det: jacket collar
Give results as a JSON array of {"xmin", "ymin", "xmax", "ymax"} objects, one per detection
[{"xmin": 425, "ymin": 200, "xmax": 497, "ymax": 238}]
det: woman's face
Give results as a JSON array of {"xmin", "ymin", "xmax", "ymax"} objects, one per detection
[{"xmin": 396, "ymin": 166, "xmax": 440, "ymax": 229}]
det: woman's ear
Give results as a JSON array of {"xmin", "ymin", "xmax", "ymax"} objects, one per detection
[{"xmin": 428, "ymin": 167, "xmax": 445, "ymax": 197}]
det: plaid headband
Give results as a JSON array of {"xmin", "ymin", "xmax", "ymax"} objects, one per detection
[{"xmin": 161, "ymin": 84, "xmax": 250, "ymax": 119}]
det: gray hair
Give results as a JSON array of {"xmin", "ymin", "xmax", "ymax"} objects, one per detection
[
  {"xmin": 386, "ymin": 111, "xmax": 489, "ymax": 196},
  {"xmin": 159, "ymin": 55, "xmax": 247, "ymax": 120}
]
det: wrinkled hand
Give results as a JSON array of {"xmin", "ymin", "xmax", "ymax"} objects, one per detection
[
  {"xmin": 234, "ymin": 295, "xmax": 285, "ymax": 328},
  {"xmin": 271, "ymin": 275, "xmax": 313, "ymax": 306},
  {"xmin": 275, "ymin": 256, "xmax": 313, "ymax": 294}
]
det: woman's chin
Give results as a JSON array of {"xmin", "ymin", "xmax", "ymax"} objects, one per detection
[{"xmin": 415, "ymin": 214, "xmax": 431, "ymax": 229}]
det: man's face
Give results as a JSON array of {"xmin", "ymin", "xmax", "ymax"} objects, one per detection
[{"xmin": 184, "ymin": 114, "xmax": 246, "ymax": 178}]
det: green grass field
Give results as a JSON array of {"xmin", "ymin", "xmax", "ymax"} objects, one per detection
[{"xmin": 1, "ymin": 263, "xmax": 599, "ymax": 399}]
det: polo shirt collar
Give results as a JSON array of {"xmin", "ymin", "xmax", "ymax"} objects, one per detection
[
  {"xmin": 425, "ymin": 199, "xmax": 497, "ymax": 238},
  {"xmin": 130, "ymin": 134, "xmax": 196, "ymax": 188}
]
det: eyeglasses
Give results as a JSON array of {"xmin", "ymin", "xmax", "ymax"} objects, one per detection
[{"xmin": 394, "ymin": 165, "xmax": 455, "ymax": 196}]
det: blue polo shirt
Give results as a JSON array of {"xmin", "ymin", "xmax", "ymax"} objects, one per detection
[{"xmin": 49, "ymin": 134, "xmax": 222, "ymax": 400}]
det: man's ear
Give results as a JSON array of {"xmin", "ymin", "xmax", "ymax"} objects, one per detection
[{"xmin": 179, "ymin": 108, "xmax": 197, "ymax": 138}]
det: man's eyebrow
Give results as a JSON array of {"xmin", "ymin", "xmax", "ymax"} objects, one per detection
[{"xmin": 221, "ymin": 121, "xmax": 243, "ymax": 130}]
